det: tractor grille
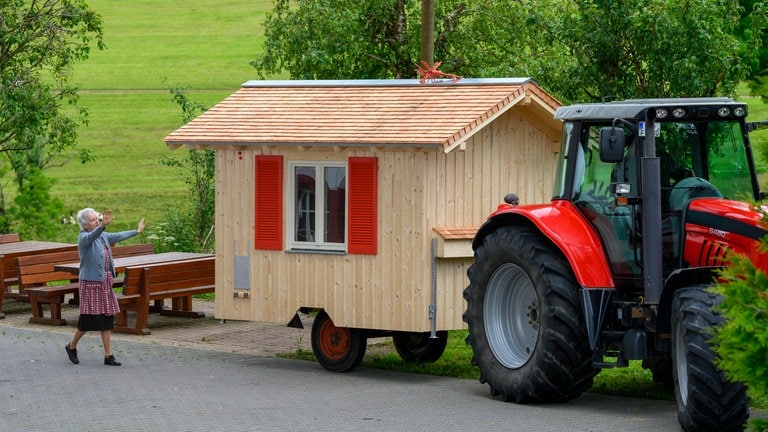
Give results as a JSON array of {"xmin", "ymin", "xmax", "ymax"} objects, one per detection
[{"xmin": 692, "ymin": 239, "xmax": 731, "ymax": 267}]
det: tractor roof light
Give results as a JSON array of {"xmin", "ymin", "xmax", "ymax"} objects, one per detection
[
  {"xmin": 718, "ymin": 107, "xmax": 731, "ymax": 117},
  {"xmin": 672, "ymin": 108, "xmax": 687, "ymax": 118},
  {"xmin": 655, "ymin": 108, "xmax": 669, "ymax": 119},
  {"xmin": 734, "ymin": 106, "xmax": 747, "ymax": 117}
]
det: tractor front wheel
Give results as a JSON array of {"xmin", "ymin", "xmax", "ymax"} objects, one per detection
[
  {"xmin": 463, "ymin": 225, "xmax": 596, "ymax": 403},
  {"xmin": 311, "ymin": 310, "xmax": 367, "ymax": 372},
  {"xmin": 671, "ymin": 286, "xmax": 748, "ymax": 431}
]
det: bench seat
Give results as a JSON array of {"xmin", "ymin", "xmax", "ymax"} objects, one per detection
[
  {"xmin": 115, "ymin": 257, "xmax": 215, "ymax": 335},
  {"xmin": 16, "ymin": 250, "xmax": 82, "ymax": 325},
  {"xmin": 26, "ymin": 284, "xmax": 79, "ymax": 325}
]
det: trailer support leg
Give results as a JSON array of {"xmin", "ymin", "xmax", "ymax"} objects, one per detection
[{"xmin": 429, "ymin": 238, "xmax": 438, "ymax": 339}]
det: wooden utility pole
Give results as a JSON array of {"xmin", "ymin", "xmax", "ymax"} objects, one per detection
[{"xmin": 420, "ymin": 0, "xmax": 435, "ymax": 66}]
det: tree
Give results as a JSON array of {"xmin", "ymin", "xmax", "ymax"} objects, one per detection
[
  {"xmin": 252, "ymin": 0, "xmax": 469, "ymax": 80},
  {"xmin": 8, "ymin": 166, "xmax": 65, "ymax": 239},
  {"xmin": 0, "ymin": 0, "xmax": 102, "ymax": 236},
  {"xmin": 443, "ymin": 0, "xmax": 768, "ymax": 102},
  {"xmin": 555, "ymin": 0, "xmax": 767, "ymax": 101},
  {"xmin": 435, "ymin": 0, "xmax": 572, "ymax": 90},
  {"xmin": 252, "ymin": 0, "xmax": 767, "ymax": 104},
  {"xmin": 739, "ymin": 0, "xmax": 768, "ymax": 101}
]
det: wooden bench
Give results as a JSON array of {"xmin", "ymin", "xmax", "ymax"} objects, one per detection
[
  {"xmin": 18, "ymin": 250, "xmax": 82, "ymax": 325},
  {"xmin": 115, "ymin": 256, "xmax": 215, "ymax": 335},
  {"xmin": 1, "ymin": 244, "xmax": 77, "ymax": 301},
  {"xmin": 0, "ymin": 237, "xmax": 16, "ymax": 317},
  {"xmin": 110, "ymin": 243, "xmax": 154, "ymax": 287},
  {"xmin": 0, "ymin": 233, "xmax": 21, "ymax": 244},
  {"xmin": 20, "ymin": 243, "xmax": 155, "ymax": 325},
  {"xmin": 111, "ymin": 243, "xmax": 154, "ymax": 258}
]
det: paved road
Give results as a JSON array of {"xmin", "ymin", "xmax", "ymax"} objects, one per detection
[
  {"xmin": 0, "ymin": 303, "xmax": 685, "ymax": 432},
  {"xmin": 1, "ymin": 326, "xmax": 682, "ymax": 431},
  {"xmin": 3, "ymin": 294, "xmax": 765, "ymax": 431}
]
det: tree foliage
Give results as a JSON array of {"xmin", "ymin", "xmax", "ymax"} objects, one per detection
[
  {"xmin": 8, "ymin": 167, "xmax": 65, "ymax": 239},
  {"xmin": 556, "ymin": 0, "xmax": 764, "ymax": 101},
  {"xmin": 740, "ymin": 0, "xmax": 768, "ymax": 101},
  {"xmin": 0, "ymin": 0, "xmax": 102, "ymax": 236},
  {"xmin": 253, "ymin": 0, "xmax": 482, "ymax": 79},
  {"xmin": 252, "ymin": 0, "xmax": 768, "ymax": 103}
]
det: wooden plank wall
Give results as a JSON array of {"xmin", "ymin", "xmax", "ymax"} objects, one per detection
[
  {"xmin": 214, "ymin": 109, "xmax": 558, "ymax": 332},
  {"xmin": 423, "ymin": 110, "xmax": 558, "ymax": 330}
]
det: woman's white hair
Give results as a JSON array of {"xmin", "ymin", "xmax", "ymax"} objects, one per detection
[{"xmin": 76, "ymin": 208, "xmax": 97, "ymax": 230}]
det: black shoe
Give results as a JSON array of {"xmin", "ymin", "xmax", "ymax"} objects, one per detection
[
  {"xmin": 104, "ymin": 355, "xmax": 121, "ymax": 366},
  {"xmin": 65, "ymin": 343, "xmax": 79, "ymax": 364}
]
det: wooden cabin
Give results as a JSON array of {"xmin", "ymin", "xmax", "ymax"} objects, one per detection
[{"xmin": 164, "ymin": 78, "xmax": 562, "ymax": 337}]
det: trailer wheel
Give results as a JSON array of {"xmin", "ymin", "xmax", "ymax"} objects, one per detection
[
  {"xmin": 311, "ymin": 310, "xmax": 367, "ymax": 372},
  {"xmin": 463, "ymin": 225, "xmax": 597, "ymax": 403},
  {"xmin": 671, "ymin": 286, "xmax": 748, "ymax": 431},
  {"xmin": 393, "ymin": 331, "xmax": 448, "ymax": 363}
]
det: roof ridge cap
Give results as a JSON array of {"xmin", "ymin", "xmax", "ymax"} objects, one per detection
[{"xmin": 241, "ymin": 78, "xmax": 533, "ymax": 88}]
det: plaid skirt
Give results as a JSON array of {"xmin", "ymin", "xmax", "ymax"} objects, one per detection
[{"xmin": 77, "ymin": 273, "xmax": 119, "ymax": 331}]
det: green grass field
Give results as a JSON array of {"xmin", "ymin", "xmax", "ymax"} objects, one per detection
[{"xmin": 45, "ymin": 0, "xmax": 271, "ymax": 237}]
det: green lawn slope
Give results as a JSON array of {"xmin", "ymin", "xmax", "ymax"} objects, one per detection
[{"xmin": 46, "ymin": 0, "xmax": 270, "ymax": 239}]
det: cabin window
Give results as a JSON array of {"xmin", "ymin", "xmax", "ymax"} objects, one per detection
[
  {"xmin": 254, "ymin": 155, "xmax": 377, "ymax": 254},
  {"xmin": 289, "ymin": 162, "xmax": 347, "ymax": 251}
]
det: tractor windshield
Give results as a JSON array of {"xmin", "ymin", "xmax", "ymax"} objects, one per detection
[
  {"xmin": 655, "ymin": 120, "xmax": 752, "ymax": 201},
  {"xmin": 556, "ymin": 118, "xmax": 755, "ymax": 285}
]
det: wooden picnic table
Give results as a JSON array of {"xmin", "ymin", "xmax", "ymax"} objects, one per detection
[
  {"xmin": 0, "ymin": 241, "xmax": 76, "ymax": 319},
  {"xmin": 53, "ymin": 251, "xmax": 214, "ymax": 274},
  {"xmin": 54, "ymin": 251, "xmax": 215, "ymax": 315}
]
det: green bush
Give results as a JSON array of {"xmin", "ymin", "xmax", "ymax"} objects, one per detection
[{"xmin": 711, "ymin": 235, "xmax": 768, "ymax": 431}]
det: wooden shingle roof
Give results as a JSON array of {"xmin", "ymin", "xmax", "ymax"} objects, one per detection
[{"xmin": 164, "ymin": 78, "xmax": 562, "ymax": 152}]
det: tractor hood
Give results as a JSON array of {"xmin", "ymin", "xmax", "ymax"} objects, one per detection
[{"xmin": 684, "ymin": 198, "xmax": 768, "ymax": 272}]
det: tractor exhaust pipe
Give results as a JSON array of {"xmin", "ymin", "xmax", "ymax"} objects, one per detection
[{"xmin": 640, "ymin": 112, "xmax": 664, "ymax": 305}]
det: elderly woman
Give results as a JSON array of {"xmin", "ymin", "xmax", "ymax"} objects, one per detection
[{"xmin": 65, "ymin": 208, "xmax": 145, "ymax": 366}]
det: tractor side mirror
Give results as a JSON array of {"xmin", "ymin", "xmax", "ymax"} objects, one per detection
[{"xmin": 599, "ymin": 127, "xmax": 625, "ymax": 163}]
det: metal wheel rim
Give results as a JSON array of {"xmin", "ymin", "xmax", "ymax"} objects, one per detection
[
  {"xmin": 319, "ymin": 319, "xmax": 350, "ymax": 361},
  {"xmin": 673, "ymin": 315, "xmax": 689, "ymax": 405},
  {"xmin": 484, "ymin": 263, "xmax": 539, "ymax": 369}
]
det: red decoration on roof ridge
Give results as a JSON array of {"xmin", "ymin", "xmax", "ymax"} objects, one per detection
[{"xmin": 415, "ymin": 61, "xmax": 461, "ymax": 83}]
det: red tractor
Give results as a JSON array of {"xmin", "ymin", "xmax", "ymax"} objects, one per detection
[{"xmin": 464, "ymin": 98, "xmax": 767, "ymax": 431}]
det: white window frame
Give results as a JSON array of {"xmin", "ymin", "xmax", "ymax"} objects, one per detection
[{"xmin": 287, "ymin": 160, "xmax": 347, "ymax": 252}]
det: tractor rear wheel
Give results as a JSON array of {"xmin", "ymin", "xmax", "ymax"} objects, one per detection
[
  {"xmin": 463, "ymin": 225, "xmax": 597, "ymax": 402},
  {"xmin": 671, "ymin": 286, "xmax": 748, "ymax": 431},
  {"xmin": 393, "ymin": 331, "xmax": 448, "ymax": 363},
  {"xmin": 311, "ymin": 310, "xmax": 367, "ymax": 372}
]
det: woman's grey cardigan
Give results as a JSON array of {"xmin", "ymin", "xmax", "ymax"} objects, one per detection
[{"xmin": 78, "ymin": 225, "xmax": 139, "ymax": 282}]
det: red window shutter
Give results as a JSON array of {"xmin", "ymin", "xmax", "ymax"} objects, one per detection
[
  {"xmin": 347, "ymin": 157, "xmax": 378, "ymax": 255},
  {"xmin": 255, "ymin": 155, "xmax": 283, "ymax": 250}
]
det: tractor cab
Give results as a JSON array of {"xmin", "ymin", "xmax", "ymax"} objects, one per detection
[{"xmin": 553, "ymin": 98, "xmax": 762, "ymax": 293}]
